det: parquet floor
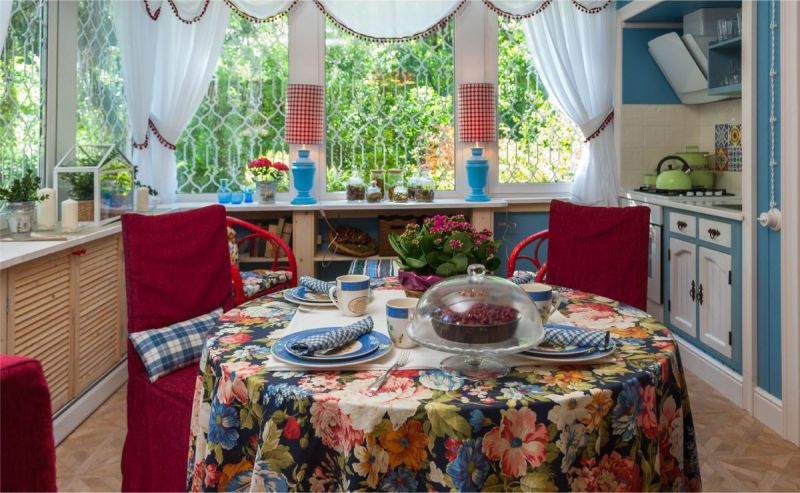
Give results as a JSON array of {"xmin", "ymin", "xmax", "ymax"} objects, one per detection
[{"xmin": 56, "ymin": 371, "xmax": 800, "ymax": 492}]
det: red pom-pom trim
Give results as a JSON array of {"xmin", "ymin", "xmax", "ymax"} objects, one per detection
[{"xmin": 584, "ymin": 111, "xmax": 614, "ymax": 143}]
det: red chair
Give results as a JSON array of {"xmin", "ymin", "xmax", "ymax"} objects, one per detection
[
  {"xmin": 226, "ymin": 217, "xmax": 298, "ymax": 306},
  {"xmin": 508, "ymin": 200, "xmax": 650, "ymax": 310},
  {"xmin": 507, "ymin": 230, "xmax": 549, "ymax": 283},
  {"xmin": 0, "ymin": 355, "xmax": 57, "ymax": 492},
  {"xmin": 120, "ymin": 205, "xmax": 234, "ymax": 492}
]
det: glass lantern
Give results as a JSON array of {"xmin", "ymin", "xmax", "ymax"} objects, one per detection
[
  {"xmin": 54, "ymin": 144, "xmax": 135, "ymax": 226},
  {"xmin": 409, "ymin": 264, "xmax": 543, "ymax": 378}
]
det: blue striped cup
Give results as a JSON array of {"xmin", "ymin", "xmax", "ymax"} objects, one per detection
[
  {"xmin": 520, "ymin": 283, "xmax": 560, "ymax": 324},
  {"xmin": 328, "ymin": 275, "xmax": 370, "ymax": 316},
  {"xmin": 386, "ymin": 298, "xmax": 419, "ymax": 348}
]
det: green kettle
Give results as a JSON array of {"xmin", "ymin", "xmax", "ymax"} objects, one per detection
[{"xmin": 656, "ymin": 155, "xmax": 693, "ymax": 191}]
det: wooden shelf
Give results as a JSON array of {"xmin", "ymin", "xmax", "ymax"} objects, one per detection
[
  {"xmin": 708, "ymin": 36, "xmax": 742, "ymax": 50},
  {"xmin": 313, "ymin": 248, "xmax": 397, "ymax": 262}
]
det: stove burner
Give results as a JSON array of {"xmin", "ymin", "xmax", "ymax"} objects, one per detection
[{"xmin": 636, "ymin": 186, "xmax": 733, "ymax": 197}]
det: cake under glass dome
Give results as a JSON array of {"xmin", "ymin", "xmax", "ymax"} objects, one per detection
[{"xmin": 408, "ymin": 264, "xmax": 544, "ymax": 378}]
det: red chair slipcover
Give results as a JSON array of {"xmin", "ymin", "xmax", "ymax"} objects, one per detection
[
  {"xmin": 0, "ymin": 354, "xmax": 57, "ymax": 492},
  {"xmin": 509, "ymin": 200, "xmax": 650, "ymax": 311},
  {"xmin": 121, "ymin": 205, "xmax": 234, "ymax": 492}
]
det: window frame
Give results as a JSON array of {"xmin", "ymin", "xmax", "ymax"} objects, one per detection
[{"xmin": 39, "ymin": 1, "xmax": 572, "ymax": 200}]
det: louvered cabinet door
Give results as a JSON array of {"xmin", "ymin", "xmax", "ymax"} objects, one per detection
[
  {"xmin": 75, "ymin": 236, "xmax": 123, "ymax": 392},
  {"xmin": 7, "ymin": 253, "xmax": 73, "ymax": 411}
]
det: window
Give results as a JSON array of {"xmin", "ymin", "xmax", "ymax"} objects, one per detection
[
  {"xmin": 76, "ymin": 0, "xmax": 129, "ymax": 152},
  {"xmin": 325, "ymin": 22, "xmax": 455, "ymax": 192},
  {"xmin": 0, "ymin": 0, "xmax": 47, "ymax": 183},
  {"xmin": 176, "ymin": 16, "xmax": 289, "ymax": 194},
  {"xmin": 497, "ymin": 17, "xmax": 582, "ymax": 184}
]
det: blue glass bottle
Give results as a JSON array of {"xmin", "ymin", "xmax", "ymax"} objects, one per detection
[{"xmin": 217, "ymin": 178, "xmax": 232, "ymax": 204}]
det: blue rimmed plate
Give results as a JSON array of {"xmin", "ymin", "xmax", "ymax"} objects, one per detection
[
  {"xmin": 289, "ymin": 287, "xmax": 333, "ymax": 303},
  {"xmin": 523, "ymin": 345, "xmax": 596, "ymax": 357},
  {"xmin": 284, "ymin": 327, "xmax": 381, "ymax": 361},
  {"xmin": 271, "ymin": 329, "xmax": 393, "ymax": 368},
  {"xmin": 518, "ymin": 342, "xmax": 618, "ymax": 364}
]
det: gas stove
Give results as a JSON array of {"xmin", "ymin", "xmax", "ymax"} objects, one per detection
[{"xmin": 635, "ymin": 186, "xmax": 735, "ymax": 198}]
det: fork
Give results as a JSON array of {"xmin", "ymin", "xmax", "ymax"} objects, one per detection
[{"xmin": 367, "ymin": 349, "xmax": 410, "ymax": 393}]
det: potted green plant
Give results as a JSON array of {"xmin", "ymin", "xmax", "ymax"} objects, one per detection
[
  {"xmin": 0, "ymin": 168, "xmax": 48, "ymax": 239},
  {"xmin": 388, "ymin": 214, "xmax": 501, "ymax": 297}
]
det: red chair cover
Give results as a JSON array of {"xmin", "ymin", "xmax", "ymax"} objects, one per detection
[
  {"xmin": 121, "ymin": 205, "xmax": 233, "ymax": 492},
  {"xmin": 0, "ymin": 354, "xmax": 57, "ymax": 492},
  {"xmin": 547, "ymin": 200, "xmax": 650, "ymax": 310}
]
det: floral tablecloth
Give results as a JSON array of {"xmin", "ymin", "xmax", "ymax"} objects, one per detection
[{"xmin": 187, "ymin": 281, "xmax": 702, "ymax": 492}]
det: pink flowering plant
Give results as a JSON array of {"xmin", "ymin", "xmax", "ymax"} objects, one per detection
[
  {"xmin": 388, "ymin": 214, "xmax": 501, "ymax": 276},
  {"xmin": 247, "ymin": 157, "xmax": 289, "ymax": 182}
]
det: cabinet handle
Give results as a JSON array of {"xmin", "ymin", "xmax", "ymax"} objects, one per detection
[
  {"xmin": 708, "ymin": 228, "xmax": 721, "ymax": 240},
  {"xmin": 71, "ymin": 248, "xmax": 87, "ymax": 256},
  {"xmin": 677, "ymin": 220, "xmax": 687, "ymax": 230},
  {"xmin": 689, "ymin": 280, "xmax": 696, "ymax": 301},
  {"xmin": 698, "ymin": 283, "xmax": 704, "ymax": 305}
]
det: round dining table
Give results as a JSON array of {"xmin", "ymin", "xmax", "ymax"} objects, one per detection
[{"xmin": 187, "ymin": 279, "xmax": 702, "ymax": 492}]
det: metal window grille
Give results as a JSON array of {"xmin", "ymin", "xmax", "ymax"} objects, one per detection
[
  {"xmin": 176, "ymin": 16, "xmax": 289, "ymax": 194},
  {"xmin": 325, "ymin": 22, "xmax": 455, "ymax": 192},
  {"xmin": 77, "ymin": 0, "xmax": 129, "ymax": 154},
  {"xmin": 0, "ymin": 0, "xmax": 47, "ymax": 184},
  {"xmin": 497, "ymin": 17, "xmax": 582, "ymax": 184}
]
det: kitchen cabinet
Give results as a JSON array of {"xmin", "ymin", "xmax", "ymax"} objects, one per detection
[
  {"xmin": 2, "ymin": 234, "xmax": 125, "ymax": 412},
  {"xmin": 663, "ymin": 208, "xmax": 741, "ymax": 371},
  {"xmin": 669, "ymin": 238, "xmax": 698, "ymax": 336}
]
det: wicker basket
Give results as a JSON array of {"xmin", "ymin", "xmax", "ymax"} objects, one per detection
[
  {"xmin": 378, "ymin": 215, "xmax": 420, "ymax": 257},
  {"xmin": 77, "ymin": 200, "xmax": 94, "ymax": 222}
]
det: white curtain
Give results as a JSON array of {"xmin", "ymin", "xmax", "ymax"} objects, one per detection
[
  {"xmin": 316, "ymin": 0, "xmax": 462, "ymax": 39},
  {"xmin": 0, "ymin": 0, "xmax": 13, "ymax": 54},
  {"xmin": 522, "ymin": 0, "xmax": 619, "ymax": 206}
]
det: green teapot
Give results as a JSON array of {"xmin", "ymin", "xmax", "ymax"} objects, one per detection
[{"xmin": 655, "ymin": 155, "xmax": 692, "ymax": 191}]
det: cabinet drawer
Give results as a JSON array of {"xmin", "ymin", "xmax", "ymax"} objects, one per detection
[
  {"xmin": 669, "ymin": 212, "xmax": 696, "ymax": 237},
  {"xmin": 699, "ymin": 218, "xmax": 732, "ymax": 248}
]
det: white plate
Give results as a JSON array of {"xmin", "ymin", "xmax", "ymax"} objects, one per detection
[{"xmin": 284, "ymin": 290, "xmax": 335, "ymax": 307}]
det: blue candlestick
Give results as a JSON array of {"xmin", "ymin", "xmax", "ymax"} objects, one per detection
[
  {"xmin": 291, "ymin": 149, "xmax": 317, "ymax": 205},
  {"xmin": 465, "ymin": 147, "xmax": 490, "ymax": 202}
]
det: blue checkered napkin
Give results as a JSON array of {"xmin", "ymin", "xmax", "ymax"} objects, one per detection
[
  {"xmin": 541, "ymin": 325, "xmax": 610, "ymax": 349},
  {"xmin": 300, "ymin": 276, "xmax": 334, "ymax": 294},
  {"xmin": 509, "ymin": 270, "xmax": 537, "ymax": 285},
  {"xmin": 289, "ymin": 316, "xmax": 374, "ymax": 356},
  {"xmin": 129, "ymin": 308, "xmax": 222, "ymax": 382}
]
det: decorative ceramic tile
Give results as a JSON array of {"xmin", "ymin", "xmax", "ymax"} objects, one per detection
[
  {"xmin": 715, "ymin": 124, "xmax": 731, "ymax": 148},
  {"xmin": 714, "ymin": 147, "xmax": 730, "ymax": 171},
  {"xmin": 728, "ymin": 147, "xmax": 742, "ymax": 171}
]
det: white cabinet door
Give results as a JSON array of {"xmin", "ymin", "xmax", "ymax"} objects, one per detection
[
  {"xmin": 698, "ymin": 247, "xmax": 732, "ymax": 357},
  {"xmin": 669, "ymin": 238, "xmax": 697, "ymax": 336}
]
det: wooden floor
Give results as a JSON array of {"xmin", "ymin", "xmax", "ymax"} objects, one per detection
[{"xmin": 56, "ymin": 371, "xmax": 800, "ymax": 492}]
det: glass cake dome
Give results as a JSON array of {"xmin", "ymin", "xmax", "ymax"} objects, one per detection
[{"xmin": 408, "ymin": 264, "xmax": 543, "ymax": 378}]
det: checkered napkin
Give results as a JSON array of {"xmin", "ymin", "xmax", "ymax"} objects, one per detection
[
  {"xmin": 289, "ymin": 316, "xmax": 374, "ymax": 355},
  {"xmin": 300, "ymin": 276, "xmax": 334, "ymax": 294},
  {"xmin": 509, "ymin": 270, "xmax": 537, "ymax": 285},
  {"xmin": 541, "ymin": 325, "xmax": 610, "ymax": 349}
]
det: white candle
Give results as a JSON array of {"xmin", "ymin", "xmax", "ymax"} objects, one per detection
[
  {"xmin": 136, "ymin": 187, "xmax": 149, "ymax": 211},
  {"xmin": 36, "ymin": 187, "xmax": 56, "ymax": 230},
  {"xmin": 61, "ymin": 199, "xmax": 79, "ymax": 232}
]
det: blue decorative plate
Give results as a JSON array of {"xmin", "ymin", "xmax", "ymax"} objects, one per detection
[
  {"xmin": 290, "ymin": 287, "xmax": 332, "ymax": 303},
  {"xmin": 523, "ymin": 345, "xmax": 596, "ymax": 357},
  {"xmin": 271, "ymin": 330, "xmax": 393, "ymax": 368},
  {"xmin": 518, "ymin": 342, "xmax": 618, "ymax": 364},
  {"xmin": 284, "ymin": 327, "xmax": 381, "ymax": 361}
]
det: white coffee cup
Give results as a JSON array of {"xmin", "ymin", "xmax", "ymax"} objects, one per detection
[
  {"xmin": 386, "ymin": 298, "xmax": 419, "ymax": 348},
  {"xmin": 328, "ymin": 275, "xmax": 370, "ymax": 317},
  {"xmin": 520, "ymin": 283, "xmax": 560, "ymax": 324}
]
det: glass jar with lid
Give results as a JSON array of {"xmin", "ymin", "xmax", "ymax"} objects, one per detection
[
  {"xmin": 346, "ymin": 174, "xmax": 366, "ymax": 201},
  {"xmin": 366, "ymin": 180, "xmax": 383, "ymax": 203},
  {"xmin": 407, "ymin": 174, "xmax": 420, "ymax": 201},
  {"xmin": 408, "ymin": 264, "xmax": 543, "ymax": 378},
  {"xmin": 370, "ymin": 169, "xmax": 385, "ymax": 199},
  {"xmin": 392, "ymin": 184, "xmax": 409, "ymax": 203},
  {"xmin": 386, "ymin": 168, "xmax": 403, "ymax": 201},
  {"xmin": 416, "ymin": 172, "xmax": 435, "ymax": 202}
]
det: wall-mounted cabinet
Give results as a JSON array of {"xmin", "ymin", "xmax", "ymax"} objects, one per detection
[{"xmin": 707, "ymin": 36, "xmax": 742, "ymax": 96}]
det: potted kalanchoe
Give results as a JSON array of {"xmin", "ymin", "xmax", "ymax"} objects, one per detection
[
  {"xmin": 0, "ymin": 168, "xmax": 48, "ymax": 239},
  {"xmin": 389, "ymin": 214, "xmax": 501, "ymax": 297},
  {"xmin": 247, "ymin": 157, "xmax": 288, "ymax": 204}
]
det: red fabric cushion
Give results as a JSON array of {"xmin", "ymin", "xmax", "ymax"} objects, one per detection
[
  {"xmin": 546, "ymin": 200, "xmax": 650, "ymax": 310},
  {"xmin": 0, "ymin": 354, "xmax": 56, "ymax": 492},
  {"xmin": 121, "ymin": 205, "xmax": 233, "ymax": 492}
]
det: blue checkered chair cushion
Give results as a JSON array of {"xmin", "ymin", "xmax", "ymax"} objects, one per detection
[
  {"xmin": 129, "ymin": 308, "xmax": 223, "ymax": 382},
  {"xmin": 241, "ymin": 269, "xmax": 293, "ymax": 299}
]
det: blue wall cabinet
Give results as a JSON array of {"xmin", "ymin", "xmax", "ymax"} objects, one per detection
[{"xmin": 664, "ymin": 208, "xmax": 741, "ymax": 371}]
